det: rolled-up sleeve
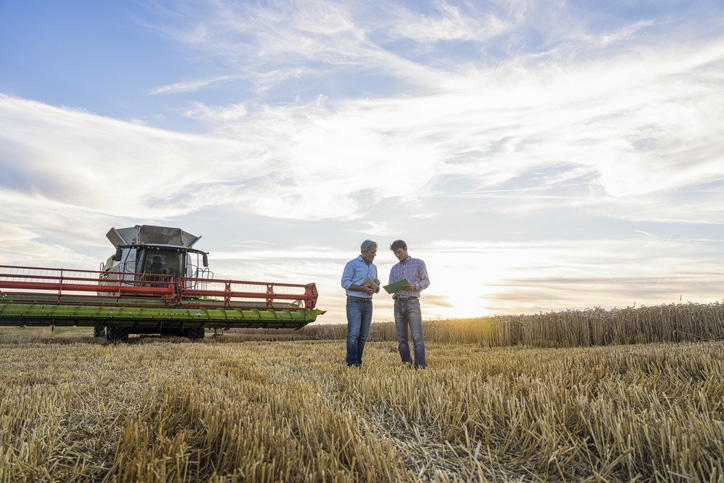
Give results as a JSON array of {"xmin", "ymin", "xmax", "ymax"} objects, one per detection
[
  {"xmin": 341, "ymin": 260, "xmax": 355, "ymax": 290},
  {"xmin": 416, "ymin": 260, "xmax": 430, "ymax": 291}
]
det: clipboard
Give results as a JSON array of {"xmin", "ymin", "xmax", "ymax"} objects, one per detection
[{"xmin": 383, "ymin": 279, "xmax": 408, "ymax": 294}]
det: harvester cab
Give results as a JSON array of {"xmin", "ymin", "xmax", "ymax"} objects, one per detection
[{"xmin": 102, "ymin": 225, "xmax": 211, "ymax": 286}]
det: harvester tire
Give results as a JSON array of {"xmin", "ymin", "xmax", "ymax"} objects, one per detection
[
  {"xmin": 160, "ymin": 328, "xmax": 183, "ymax": 337},
  {"xmin": 184, "ymin": 327, "xmax": 205, "ymax": 340},
  {"xmin": 106, "ymin": 327, "xmax": 130, "ymax": 343}
]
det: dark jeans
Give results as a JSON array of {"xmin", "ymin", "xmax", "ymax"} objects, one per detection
[
  {"xmin": 346, "ymin": 296, "xmax": 373, "ymax": 367},
  {"xmin": 394, "ymin": 297, "xmax": 426, "ymax": 369}
]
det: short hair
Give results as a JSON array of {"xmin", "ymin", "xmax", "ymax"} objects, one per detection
[
  {"xmin": 390, "ymin": 240, "xmax": 407, "ymax": 251},
  {"xmin": 360, "ymin": 239, "xmax": 378, "ymax": 253}
]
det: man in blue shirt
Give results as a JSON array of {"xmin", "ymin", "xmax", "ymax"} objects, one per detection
[
  {"xmin": 389, "ymin": 240, "xmax": 430, "ymax": 369},
  {"xmin": 341, "ymin": 240, "xmax": 380, "ymax": 367}
]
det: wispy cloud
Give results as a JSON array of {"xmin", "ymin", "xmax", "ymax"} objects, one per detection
[
  {"xmin": 2, "ymin": 24, "xmax": 723, "ymax": 224},
  {"xmin": 149, "ymin": 76, "xmax": 235, "ymax": 95}
]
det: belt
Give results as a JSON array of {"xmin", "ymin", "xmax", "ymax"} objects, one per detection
[
  {"xmin": 395, "ymin": 296, "xmax": 418, "ymax": 300},
  {"xmin": 348, "ymin": 296, "xmax": 372, "ymax": 301}
]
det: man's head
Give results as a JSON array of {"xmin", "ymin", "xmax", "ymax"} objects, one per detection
[
  {"xmin": 360, "ymin": 239, "xmax": 378, "ymax": 264},
  {"xmin": 390, "ymin": 240, "xmax": 408, "ymax": 262}
]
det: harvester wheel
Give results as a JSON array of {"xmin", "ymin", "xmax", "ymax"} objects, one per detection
[
  {"xmin": 93, "ymin": 326, "xmax": 105, "ymax": 338},
  {"xmin": 183, "ymin": 327, "xmax": 205, "ymax": 340},
  {"xmin": 160, "ymin": 328, "xmax": 184, "ymax": 337},
  {"xmin": 106, "ymin": 327, "xmax": 130, "ymax": 343}
]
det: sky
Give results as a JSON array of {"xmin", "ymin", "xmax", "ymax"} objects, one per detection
[{"xmin": 1, "ymin": 0, "xmax": 723, "ymax": 324}]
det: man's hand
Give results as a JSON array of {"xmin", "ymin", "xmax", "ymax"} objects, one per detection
[{"xmin": 352, "ymin": 283, "xmax": 376, "ymax": 295}]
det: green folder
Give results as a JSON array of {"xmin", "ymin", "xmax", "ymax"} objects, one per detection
[{"xmin": 383, "ymin": 279, "xmax": 408, "ymax": 294}]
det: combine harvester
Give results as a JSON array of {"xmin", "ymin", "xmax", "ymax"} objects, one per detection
[{"xmin": 0, "ymin": 225, "xmax": 324, "ymax": 342}]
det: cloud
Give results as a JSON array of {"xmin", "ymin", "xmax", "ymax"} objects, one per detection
[
  {"xmin": 149, "ymin": 76, "xmax": 235, "ymax": 95},
  {"xmin": 183, "ymin": 101, "xmax": 248, "ymax": 121},
  {"xmin": 374, "ymin": 1, "xmax": 510, "ymax": 44},
  {"xmin": 0, "ymin": 95, "xmax": 267, "ymax": 213},
  {"xmin": 3, "ymin": 23, "xmax": 723, "ymax": 227}
]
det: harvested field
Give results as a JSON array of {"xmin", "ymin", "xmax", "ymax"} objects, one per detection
[{"xmin": 0, "ymin": 320, "xmax": 723, "ymax": 481}]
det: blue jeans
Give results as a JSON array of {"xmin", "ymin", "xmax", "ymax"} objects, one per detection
[
  {"xmin": 346, "ymin": 296, "xmax": 373, "ymax": 366},
  {"xmin": 394, "ymin": 297, "xmax": 426, "ymax": 369}
]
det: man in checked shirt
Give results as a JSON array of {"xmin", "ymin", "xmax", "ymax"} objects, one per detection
[{"xmin": 389, "ymin": 240, "xmax": 430, "ymax": 369}]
